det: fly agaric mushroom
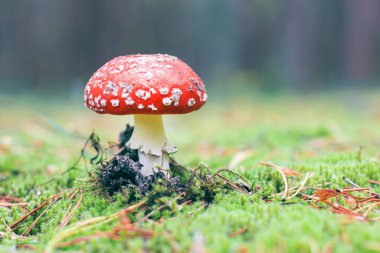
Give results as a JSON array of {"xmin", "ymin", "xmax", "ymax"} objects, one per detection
[{"xmin": 84, "ymin": 54, "xmax": 207, "ymax": 176}]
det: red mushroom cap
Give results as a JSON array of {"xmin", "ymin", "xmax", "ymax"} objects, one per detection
[{"xmin": 84, "ymin": 54, "xmax": 207, "ymax": 115}]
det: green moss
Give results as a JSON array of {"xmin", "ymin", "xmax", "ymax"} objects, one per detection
[{"xmin": 2, "ymin": 93, "xmax": 380, "ymax": 252}]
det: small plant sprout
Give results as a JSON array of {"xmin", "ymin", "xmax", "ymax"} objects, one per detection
[{"xmin": 84, "ymin": 54, "xmax": 207, "ymax": 176}]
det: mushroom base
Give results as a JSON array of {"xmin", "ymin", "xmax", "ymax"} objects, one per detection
[
  {"xmin": 127, "ymin": 114, "xmax": 176, "ymax": 176},
  {"xmin": 138, "ymin": 150, "xmax": 170, "ymax": 176}
]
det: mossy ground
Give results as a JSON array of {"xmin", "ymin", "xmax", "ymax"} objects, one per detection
[{"xmin": 1, "ymin": 91, "xmax": 380, "ymax": 252}]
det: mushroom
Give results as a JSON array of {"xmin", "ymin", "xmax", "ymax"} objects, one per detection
[{"xmin": 84, "ymin": 54, "xmax": 207, "ymax": 176}]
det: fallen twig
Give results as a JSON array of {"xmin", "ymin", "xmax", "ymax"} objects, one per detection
[
  {"xmin": 369, "ymin": 180, "xmax": 380, "ymax": 185},
  {"xmin": 21, "ymin": 195, "xmax": 62, "ymax": 236},
  {"xmin": 321, "ymin": 200, "xmax": 367, "ymax": 221},
  {"xmin": 0, "ymin": 196, "xmax": 25, "ymax": 203},
  {"xmin": 0, "ymin": 202, "xmax": 28, "ymax": 207},
  {"xmin": 57, "ymin": 190, "xmax": 83, "ymax": 230},
  {"xmin": 343, "ymin": 177, "xmax": 361, "ymax": 188},
  {"xmin": 214, "ymin": 173, "xmax": 249, "ymax": 195},
  {"xmin": 10, "ymin": 191, "xmax": 63, "ymax": 229},
  {"xmin": 45, "ymin": 201, "xmax": 145, "ymax": 253},
  {"xmin": 137, "ymin": 193, "xmax": 184, "ymax": 223}
]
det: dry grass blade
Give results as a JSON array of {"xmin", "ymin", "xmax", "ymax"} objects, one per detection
[
  {"xmin": 282, "ymin": 167, "xmax": 301, "ymax": 177},
  {"xmin": 10, "ymin": 191, "xmax": 63, "ymax": 229},
  {"xmin": 0, "ymin": 203, "xmax": 28, "ymax": 207},
  {"xmin": 21, "ymin": 196, "xmax": 62, "ymax": 236},
  {"xmin": 321, "ymin": 200, "xmax": 367, "ymax": 221},
  {"xmin": 56, "ymin": 228, "xmax": 153, "ymax": 248},
  {"xmin": 357, "ymin": 197, "xmax": 380, "ymax": 205},
  {"xmin": 260, "ymin": 162, "xmax": 289, "ymax": 198},
  {"xmin": 60, "ymin": 190, "xmax": 80, "ymax": 222},
  {"xmin": 214, "ymin": 173, "xmax": 249, "ymax": 195},
  {"xmin": 45, "ymin": 201, "xmax": 145, "ymax": 253},
  {"xmin": 0, "ymin": 196, "xmax": 25, "ymax": 203},
  {"xmin": 137, "ymin": 193, "xmax": 184, "ymax": 223},
  {"xmin": 369, "ymin": 180, "xmax": 380, "ymax": 185},
  {"xmin": 0, "ymin": 196, "xmax": 28, "ymax": 209},
  {"xmin": 303, "ymin": 182, "xmax": 380, "ymax": 221},
  {"xmin": 57, "ymin": 190, "xmax": 83, "ymax": 230},
  {"xmin": 260, "ymin": 161, "xmax": 301, "ymax": 177},
  {"xmin": 56, "ymin": 234, "xmax": 104, "ymax": 247},
  {"xmin": 363, "ymin": 202, "xmax": 380, "ymax": 217},
  {"xmin": 341, "ymin": 188, "xmax": 371, "ymax": 193},
  {"xmin": 288, "ymin": 173, "xmax": 312, "ymax": 200},
  {"xmin": 3, "ymin": 218, "xmax": 19, "ymax": 240},
  {"xmin": 16, "ymin": 244, "xmax": 35, "ymax": 250}
]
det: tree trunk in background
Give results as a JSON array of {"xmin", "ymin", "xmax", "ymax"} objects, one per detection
[
  {"xmin": 0, "ymin": 2, "xmax": 15, "ymax": 81},
  {"xmin": 344, "ymin": 0, "xmax": 380, "ymax": 81},
  {"xmin": 1, "ymin": 0, "xmax": 379, "ymax": 92},
  {"xmin": 180, "ymin": 0, "xmax": 241, "ymax": 78},
  {"xmin": 282, "ymin": 0, "xmax": 316, "ymax": 89}
]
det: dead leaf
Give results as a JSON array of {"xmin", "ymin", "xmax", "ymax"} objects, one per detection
[
  {"xmin": 313, "ymin": 189, "xmax": 339, "ymax": 201},
  {"xmin": 260, "ymin": 162, "xmax": 301, "ymax": 177},
  {"xmin": 282, "ymin": 167, "xmax": 301, "ymax": 177},
  {"xmin": 345, "ymin": 196, "xmax": 357, "ymax": 206}
]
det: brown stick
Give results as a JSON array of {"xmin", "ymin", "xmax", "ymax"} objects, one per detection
[
  {"xmin": 10, "ymin": 192, "xmax": 62, "ymax": 229},
  {"xmin": 21, "ymin": 196, "xmax": 62, "ymax": 236},
  {"xmin": 0, "ymin": 203, "xmax": 28, "ymax": 207},
  {"xmin": 57, "ymin": 190, "xmax": 83, "ymax": 230},
  {"xmin": 215, "ymin": 173, "xmax": 249, "ymax": 195},
  {"xmin": 369, "ymin": 180, "xmax": 380, "ymax": 185},
  {"xmin": 0, "ymin": 196, "xmax": 25, "ymax": 203}
]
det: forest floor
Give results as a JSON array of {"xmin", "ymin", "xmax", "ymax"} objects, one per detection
[{"xmin": 1, "ymin": 91, "xmax": 380, "ymax": 252}]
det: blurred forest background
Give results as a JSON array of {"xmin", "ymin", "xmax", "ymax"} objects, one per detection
[{"xmin": 0, "ymin": 0, "xmax": 379, "ymax": 96}]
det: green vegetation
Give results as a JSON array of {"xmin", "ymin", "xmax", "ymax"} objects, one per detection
[{"xmin": 1, "ymin": 92, "xmax": 380, "ymax": 252}]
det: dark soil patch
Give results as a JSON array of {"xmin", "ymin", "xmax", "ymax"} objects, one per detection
[{"xmin": 80, "ymin": 124, "xmax": 250, "ymax": 209}]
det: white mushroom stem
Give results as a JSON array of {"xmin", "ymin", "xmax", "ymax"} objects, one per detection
[{"xmin": 127, "ymin": 114, "xmax": 176, "ymax": 176}]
